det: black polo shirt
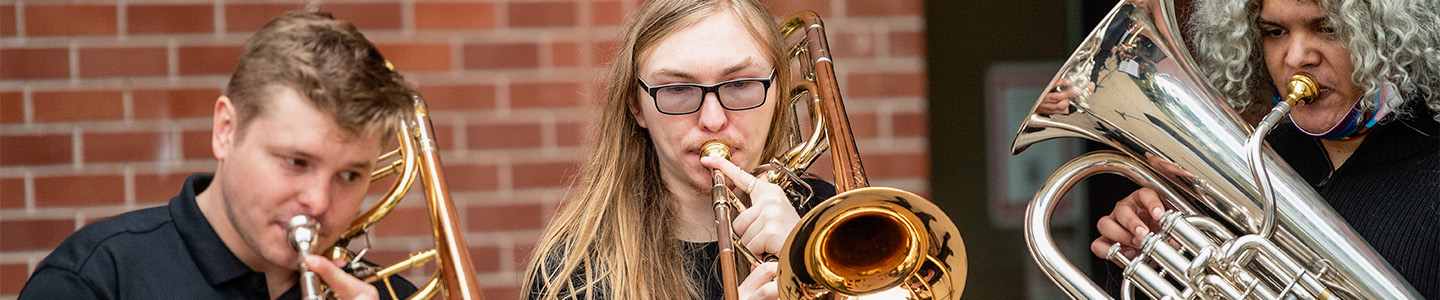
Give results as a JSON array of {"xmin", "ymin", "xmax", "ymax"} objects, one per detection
[{"xmin": 18, "ymin": 174, "xmax": 418, "ymax": 300}]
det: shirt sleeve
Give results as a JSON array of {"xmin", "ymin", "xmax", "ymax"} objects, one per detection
[{"xmin": 17, "ymin": 266, "xmax": 107, "ymax": 300}]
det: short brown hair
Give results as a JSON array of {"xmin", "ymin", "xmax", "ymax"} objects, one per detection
[{"xmin": 225, "ymin": 11, "xmax": 412, "ymax": 139}]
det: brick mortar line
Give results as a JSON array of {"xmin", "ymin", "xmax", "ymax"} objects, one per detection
[
  {"xmin": 0, "ymin": 204, "xmax": 135, "ymax": 219},
  {"xmin": 67, "ymin": 41, "xmax": 79, "ymax": 82},
  {"xmin": 0, "ymin": 118, "xmax": 213, "ymax": 134},
  {"xmin": 830, "ymin": 57, "xmax": 925, "ymax": 73},
  {"xmin": 0, "ymin": 145, "xmax": 587, "ymax": 176},
  {"xmin": 13, "ymin": 2, "xmax": 26, "ymax": 41},
  {"xmin": 22, "ymin": 87, "xmax": 34, "ymax": 124},
  {"xmin": 0, "ymin": 18, "xmax": 916, "ymax": 48},
  {"xmin": 0, "ymin": 189, "xmax": 571, "ymax": 219},
  {"xmin": 12, "ymin": 0, "xmax": 220, "ymax": 4},
  {"xmin": 116, "ymin": 0, "xmax": 128, "ymax": 38},
  {"xmin": 0, "ymin": 252, "xmax": 47, "ymax": 264},
  {"xmin": 0, "ymin": 75, "xmax": 231, "ymax": 91},
  {"xmin": 428, "ymin": 108, "xmax": 588, "ymax": 124},
  {"xmin": 0, "ymin": 160, "xmax": 216, "ymax": 177},
  {"xmin": 69, "ymin": 127, "xmax": 82, "ymax": 167},
  {"xmin": 834, "ymin": 97, "xmax": 926, "ymax": 112},
  {"xmin": 407, "ymin": 147, "xmax": 584, "ymax": 166},
  {"xmin": 364, "ymin": 189, "xmax": 568, "ymax": 208},
  {"xmin": 23, "ymin": 171, "xmax": 35, "ymax": 211}
]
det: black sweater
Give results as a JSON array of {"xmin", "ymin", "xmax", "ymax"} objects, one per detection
[
  {"xmin": 1101, "ymin": 106, "xmax": 1440, "ymax": 298},
  {"xmin": 1266, "ymin": 106, "xmax": 1440, "ymax": 299}
]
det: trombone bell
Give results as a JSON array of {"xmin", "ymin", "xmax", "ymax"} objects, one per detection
[{"xmin": 781, "ymin": 187, "xmax": 965, "ymax": 299}]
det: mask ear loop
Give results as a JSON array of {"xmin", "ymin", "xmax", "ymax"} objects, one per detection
[
  {"xmin": 1331, "ymin": 77, "xmax": 1406, "ymax": 140},
  {"xmin": 1365, "ymin": 78, "xmax": 1404, "ymax": 128},
  {"xmin": 1283, "ymin": 77, "xmax": 1406, "ymax": 140}
]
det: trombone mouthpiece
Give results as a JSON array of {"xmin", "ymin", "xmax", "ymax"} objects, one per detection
[
  {"xmin": 1286, "ymin": 72, "xmax": 1319, "ymax": 106},
  {"xmin": 702, "ymin": 141, "xmax": 731, "ymax": 160},
  {"xmin": 287, "ymin": 215, "xmax": 325, "ymax": 300},
  {"xmin": 287, "ymin": 215, "xmax": 319, "ymax": 253}
]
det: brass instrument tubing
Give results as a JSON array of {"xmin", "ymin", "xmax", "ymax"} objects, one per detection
[
  {"xmin": 714, "ymin": 176, "xmax": 741, "ymax": 300},
  {"xmin": 412, "ymin": 99, "xmax": 485, "ymax": 299},
  {"xmin": 363, "ymin": 249, "xmax": 438, "ymax": 283},
  {"xmin": 1250, "ymin": 73, "xmax": 1317, "ymax": 238}
]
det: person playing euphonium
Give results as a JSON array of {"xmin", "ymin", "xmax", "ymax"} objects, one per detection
[{"xmin": 1094, "ymin": 0, "xmax": 1440, "ymax": 297}]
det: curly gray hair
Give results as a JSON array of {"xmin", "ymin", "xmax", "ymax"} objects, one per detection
[{"xmin": 1187, "ymin": 0, "xmax": 1440, "ymax": 122}]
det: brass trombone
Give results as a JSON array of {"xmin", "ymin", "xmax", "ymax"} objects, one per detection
[
  {"xmin": 288, "ymin": 63, "xmax": 486, "ymax": 300},
  {"xmin": 704, "ymin": 11, "xmax": 967, "ymax": 300}
]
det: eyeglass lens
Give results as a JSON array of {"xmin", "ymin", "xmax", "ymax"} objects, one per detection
[{"xmin": 655, "ymin": 80, "xmax": 768, "ymax": 114}]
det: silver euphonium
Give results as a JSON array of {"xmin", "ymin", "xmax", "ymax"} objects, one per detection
[{"xmin": 1010, "ymin": 0, "xmax": 1420, "ymax": 299}]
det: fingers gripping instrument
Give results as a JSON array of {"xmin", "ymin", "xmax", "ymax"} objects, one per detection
[
  {"xmin": 702, "ymin": 10, "xmax": 968, "ymax": 300},
  {"xmin": 288, "ymin": 215, "xmax": 324, "ymax": 300},
  {"xmin": 294, "ymin": 61, "xmax": 487, "ymax": 300},
  {"xmin": 1010, "ymin": 0, "xmax": 1418, "ymax": 299}
]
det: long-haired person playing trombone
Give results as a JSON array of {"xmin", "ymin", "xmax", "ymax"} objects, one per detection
[{"xmin": 522, "ymin": 0, "xmax": 835, "ymax": 299}]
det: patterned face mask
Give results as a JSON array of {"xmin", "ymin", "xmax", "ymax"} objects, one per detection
[{"xmin": 1274, "ymin": 78, "xmax": 1405, "ymax": 141}]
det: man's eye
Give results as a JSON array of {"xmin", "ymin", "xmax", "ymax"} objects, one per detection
[
  {"xmin": 286, "ymin": 157, "xmax": 308, "ymax": 168},
  {"xmin": 1261, "ymin": 29, "xmax": 1286, "ymax": 37},
  {"xmin": 339, "ymin": 171, "xmax": 361, "ymax": 182}
]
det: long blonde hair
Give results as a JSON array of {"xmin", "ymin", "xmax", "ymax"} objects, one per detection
[{"xmin": 522, "ymin": 0, "xmax": 792, "ymax": 299}]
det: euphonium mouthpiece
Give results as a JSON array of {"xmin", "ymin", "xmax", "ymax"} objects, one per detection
[
  {"xmin": 702, "ymin": 141, "xmax": 731, "ymax": 160},
  {"xmin": 1286, "ymin": 72, "xmax": 1319, "ymax": 106}
]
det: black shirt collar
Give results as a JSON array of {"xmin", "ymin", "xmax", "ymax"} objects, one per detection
[{"xmin": 169, "ymin": 174, "xmax": 259, "ymax": 288}]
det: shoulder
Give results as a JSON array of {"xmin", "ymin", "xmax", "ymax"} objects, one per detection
[
  {"xmin": 525, "ymin": 248, "xmax": 604, "ymax": 300},
  {"xmin": 21, "ymin": 205, "xmax": 176, "ymax": 299},
  {"xmin": 39, "ymin": 205, "xmax": 175, "ymax": 272}
]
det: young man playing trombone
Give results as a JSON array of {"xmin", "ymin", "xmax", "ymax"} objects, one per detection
[{"xmin": 19, "ymin": 11, "xmax": 418, "ymax": 300}]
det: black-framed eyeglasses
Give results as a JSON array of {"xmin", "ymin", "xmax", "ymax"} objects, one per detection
[{"xmin": 637, "ymin": 69, "xmax": 775, "ymax": 115}]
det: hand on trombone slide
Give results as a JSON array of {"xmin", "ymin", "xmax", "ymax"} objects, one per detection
[
  {"xmin": 701, "ymin": 155, "xmax": 801, "ymax": 300},
  {"xmin": 301, "ymin": 255, "xmax": 381, "ymax": 300}
]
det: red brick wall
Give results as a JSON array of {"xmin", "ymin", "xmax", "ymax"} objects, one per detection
[{"xmin": 0, "ymin": 0, "xmax": 927, "ymax": 298}]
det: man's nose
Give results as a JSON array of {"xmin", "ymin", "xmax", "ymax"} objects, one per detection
[
  {"xmin": 697, "ymin": 92, "xmax": 728, "ymax": 132},
  {"xmin": 296, "ymin": 176, "xmax": 333, "ymax": 216}
]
